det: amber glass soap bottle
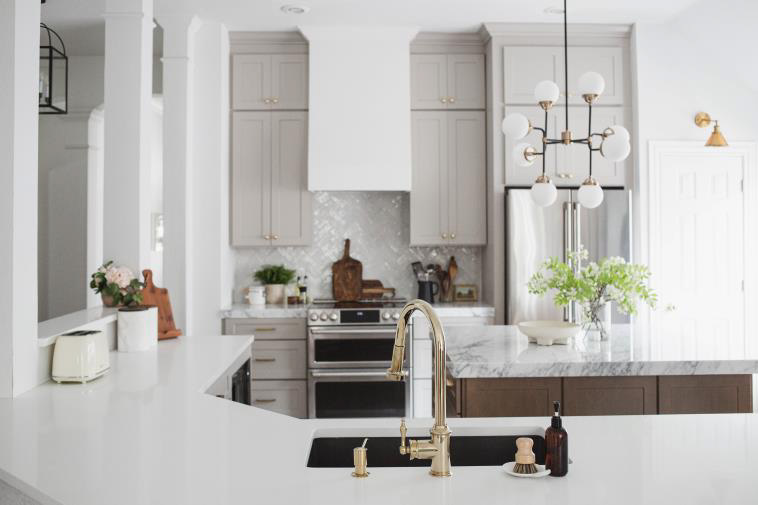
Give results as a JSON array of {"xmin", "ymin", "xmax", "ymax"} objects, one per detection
[{"xmin": 545, "ymin": 400, "xmax": 568, "ymax": 476}]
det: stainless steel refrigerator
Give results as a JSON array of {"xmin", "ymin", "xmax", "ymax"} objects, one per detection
[{"xmin": 505, "ymin": 188, "xmax": 632, "ymax": 324}]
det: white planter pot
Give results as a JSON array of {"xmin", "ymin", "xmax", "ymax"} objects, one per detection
[
  {"xmin": 265, "ymin": 284, "xmax": 285, "ymax": 304},
  {"xmin": 246, "ymin": 285, "xmax": 266, "ymax": 306},
  {"xmin": 117, "ymin": 306, "xmax": 158, "ymax": 352}
]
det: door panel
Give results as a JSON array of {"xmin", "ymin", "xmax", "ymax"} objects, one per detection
[
  {"xmin": 411, "ymin": 54, "xmax": 448, "ymax": 110},
  {"xmin": 231, "ymin": 112, "xmax": 271, "ymax": 246},
  {"xmin": 270, "ymin": 111, "xmax": 311, "ymax": 245},
  {"xmin": 232, "ymin": 55, "xmax": 271, "ymax": 110},
  {"xmin": 448, "ymin": 111, "xmax": 486, "ymax": 245},
  {"xmin": 271, "ymin": 54, "xmax": 308, "ymax": 110},
  {"xmin": 446, "ymin": 54, "xmax": 485, "ymax": 110},
  {"xmin": 411, "ymin": 111, "xmax": 449, "ymax": 245}
]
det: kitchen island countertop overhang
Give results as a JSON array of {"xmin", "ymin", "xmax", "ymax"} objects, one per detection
[{"xmin": 1, "ymin": 334, "xmax": 758, "ymax": 505}]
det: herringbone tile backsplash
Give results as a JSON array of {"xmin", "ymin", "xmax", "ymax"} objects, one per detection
[{"xmin": 234, "ymin": 192, "xmax": 482, "ymax": 301}]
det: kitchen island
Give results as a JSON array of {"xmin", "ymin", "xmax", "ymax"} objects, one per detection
[
  {"xmin": 446, "ymin": 324, "xmax": 758, "ymax": 416},
  {"xmin": 2, "ymin": 333, "xmax": 758, "ymax": 505}
]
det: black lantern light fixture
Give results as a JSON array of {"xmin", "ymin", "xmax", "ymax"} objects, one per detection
[{"xmin": 39, "ymin": 21, "xmax": 68, "ymax": 114}]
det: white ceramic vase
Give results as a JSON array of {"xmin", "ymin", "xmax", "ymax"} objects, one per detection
[
  {"xmin": 117, "ymin": 306, "xmax": 158, "ymax": 352},
  {"xmin": 246, "ymin": 285, "xmax": 266, "ymax": 306},
  {"xmin": 265, "ymin": 284, "xmax": 285, "ymax": 304}
]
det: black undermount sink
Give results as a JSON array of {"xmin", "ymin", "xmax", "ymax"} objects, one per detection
[{"xmin": 307, "ymin": 435, "xmax": 545, "ymax": 468}]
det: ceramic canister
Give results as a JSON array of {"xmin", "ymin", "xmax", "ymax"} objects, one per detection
[
  {"xmin": 247, "ymin": 286, "xmax": 266, "ymax": 306},
  {"xmin": 117, "ymin": 306, "xmax": 158, "ymax": 352}
]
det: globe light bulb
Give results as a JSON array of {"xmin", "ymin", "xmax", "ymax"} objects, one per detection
[
  {"xmin": 577, "ymin": 71, "xmax": 605, "ymax": 97},
  {"xmin": 606, "ymin": 124, "xmax": 630, "ymax": 142},
  {"xmin": 512, "ymin": 142, "xmax": 536, "ymax": 167},
  {"xmin": 533, "ymin": 80, "xmax": 560, "ymax": 106},
  {"xmin": 501, "ymin": 113, "xmax": 530, "ymax": 139},
  {"xmin": 577, "ymin": 178, "xmax": 604, "ymax": 208},
  {"xmin": 600, "ymin": 134, "xmax": 631, "ymax": 162},
  {"xmin": 531, "ymin": 176, "xmax": 558, "ymax": 207}
]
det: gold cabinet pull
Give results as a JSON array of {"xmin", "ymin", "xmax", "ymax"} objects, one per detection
[
  {"xmin": 441, "ymin": 232, "xmax": 448, "ymax": 239},
  {"xmin": 254, "ymin": 357, "xmax": 276, "ymax": 362},
  {"xmin": 272, "ymin": 97, "xmax": 279, "ymax": 104},
  {"xmin": 450, "ymin": 233, "xmax": 456, "ymax": 239},
  {"xmin": 272, "ymin": 234, "xmax": 279, "ymax": 240},
  {"xmin": 263, "ymin": 234, "xmax": 271, "ymax": 240},
  {"xmin": 440, "ymin": 97, "xmax": 448, "ymax": 104},
  {"xmin": 448, "ymin": 97, "xmax": 456, "ymax": 103},
  {"xmin": 254, "ymin": 327, "xmax": 276, "ymax": 332},
  {"xmin": 254, "ymin": 398, "xmax": 277, "ymax": 403},
  {"xmin": 264, "ymin": 98, "xmax": 271, "ymax": 104}
]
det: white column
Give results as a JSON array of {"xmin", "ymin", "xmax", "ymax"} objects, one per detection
[
  {"xmin": 103, "ymin": 0, "xmax": 153, "ymax": 275},
  {"xmin": 0, "ymin": 0, "xmax": 40, "ymax": 397},
  {"xmin": 157, "ymin": 15, "xmax": 200, "ymax": 334}
]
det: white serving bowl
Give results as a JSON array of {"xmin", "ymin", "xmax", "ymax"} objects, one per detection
[{"xmin": 517, "ymin": 321, "xmax": 581, "ymax": 346}]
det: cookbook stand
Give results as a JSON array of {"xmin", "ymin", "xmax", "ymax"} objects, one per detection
[{"xmin": 140, "ymin": 269, "xmax": 182, "ymax": 340}]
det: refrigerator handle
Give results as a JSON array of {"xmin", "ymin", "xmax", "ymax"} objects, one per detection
[
  {"xmin": 571, "ymin": 202, "xmax": 582, "ymax": 323},
  {"xmin": 562, "ymin": 201, "xmax": 573, "ymax": 322}
]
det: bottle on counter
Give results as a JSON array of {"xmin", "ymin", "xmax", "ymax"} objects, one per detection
[
  {"xmin": 299, "ymin": 275, "xmax": 308, "ymax": 304},
  {"xmin": 545, "ymin": 400, "xmax": 568, "ymax": 477}
]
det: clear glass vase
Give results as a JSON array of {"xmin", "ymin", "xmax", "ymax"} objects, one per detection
[{"xmin": 582, "ymin": 300, "xmax": 612, "ymax": 341}]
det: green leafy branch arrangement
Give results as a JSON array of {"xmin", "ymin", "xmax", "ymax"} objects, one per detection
[
  {"xmin": 527, "ymin": 249, "xmax": 657, "ymax": 317},
  {"xmin": 254, "ymin": 264, "xmax": 296, "ymax": 285}
]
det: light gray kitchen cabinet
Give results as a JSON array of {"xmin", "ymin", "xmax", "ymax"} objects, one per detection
[
  {"xmin": 503, "ymin": 105, "xmax": 628, "ymax": 188},
  {"xmin": 223, "ymin": 317, "xmax": 306, "ymax": 340},
  {"xmin": 251, "ymin": 340, "xmax": 306, "ymax": 380},
  {"xmin": 410, "ymin": 110, "xmax": 486, "ymax": 246},
  {"xmin": 411, "ymin": 54, "xmax": 485, "ymax": 110},
  {"xmin": 232, "ymin": 54, "xmax": 308, "ymax": 110},
  {"xmin": 503, "ymin": 46, "xmax": 624, "ymax": 105},
  {"xmin": 251, "ymin": 380, "xmax": 307, "ymax": 418},
  {"xmin": 231, "ymin": 111, "xmax": 312, "ymax": 246}
]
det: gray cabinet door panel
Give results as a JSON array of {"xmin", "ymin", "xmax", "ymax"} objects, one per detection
[
  {"xmin": 232, "ymin": 54, "xmax": 271, "ymax": 110},
  {"xmin": 446, "ymin": 54, "xmax": 485, "ymax": 110},
  {"xmin": 411, "ymin": 111, "xmax": 448, "ymax": 245},
  {"xmin": 232, "ymin": 112, "xmax": 271, "ymax": 246},
  {"xmin": 271, "ymin": 111, "xmax": 312, "ymax": 245},
  {"xmin": 448, "ymin": 111, "xmax": 486, "ymax": 245},
  {"xmin": 271, "ymin": 54, "xmax": 308, "ymax": 110},
  {"xmin": 411, "ymin": 54, "xmax": 448, "ymax": 110}
]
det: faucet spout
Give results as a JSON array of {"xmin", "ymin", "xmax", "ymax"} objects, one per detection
[{"xmin": 387, "ymin": 299, "xmax": 451, "ymax": 476}]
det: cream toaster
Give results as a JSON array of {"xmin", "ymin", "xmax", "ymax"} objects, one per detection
[{"xmin": 52, "ymin": 330, "xmax": 110, "ymax": 383}]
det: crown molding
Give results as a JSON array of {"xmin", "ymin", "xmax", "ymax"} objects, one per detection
[
  {"xmin": 229, "ymin": 31, "xmax": 308, "ymax": 53},
  {"xmin": 482, "ymin": 22, "xmax": 631, "ymax": 45},
  {"xmin": 411, "ymin": 31, "xmax": 486, "ymax": 54}
]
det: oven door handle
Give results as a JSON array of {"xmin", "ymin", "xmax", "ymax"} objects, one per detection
[
  {"xmin": 309, "ymin": 370, "xmax": 400, "ymax": 378},
  {"xmin": 308, "ymin": 328, "xmax": 397, "ymax": 336}
]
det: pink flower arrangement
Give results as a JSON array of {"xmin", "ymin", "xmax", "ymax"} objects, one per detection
[{"xmin": 90, "ymin": 261, "xmax": 144, "ymax": 306}]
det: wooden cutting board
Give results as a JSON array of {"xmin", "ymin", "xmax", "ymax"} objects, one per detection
[
  {"xmin": 140, "ymin": 269, "xmax": 182, "ymax": 340},
  {"xmin": 362, "ymin": 279, "xmax": 396, "ymax": 299},
  {"xmin": 332, "ymin": 239, "xmax": 363, "ymax": 302}
]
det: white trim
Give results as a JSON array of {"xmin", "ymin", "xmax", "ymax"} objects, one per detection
[{"xmin": 646, "ymin": 141, "xmax": 758, "ymax": 356}]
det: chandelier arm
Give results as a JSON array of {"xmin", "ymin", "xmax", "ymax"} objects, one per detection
[
  {"xmin": 543, "ymin": 108, "xmax": 548, "ymax": 175},
  {"xmin": 563, "ymin": 0, "xmax": 569, "ymax": 132},
  {"xmin": 587, "ymin": 101, "xmax": 593, "ymax": 177}
]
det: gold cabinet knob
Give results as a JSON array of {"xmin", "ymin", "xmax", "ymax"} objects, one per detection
[
  {"xmin": 272, "ymin": 97, "xmax": 279, "ymax": 104},
  {"xmin": 448, "ymin": 97, "xmax": 455, "ymax": 103},
  {"xmin": 450, "ymin": 233, "xmax": 456, "ymax": 239},
  {"xmin": 263, "ymin": 234, "xmax": 271, "ymax": 240},
  {"xmin": 441, "ymin": 232, "xmax": 448, "ymax": 239},
  {"xmin": 440, "ymin": 97, "xmax": 448, "ymax": 104},
  {"xmin": 273, "ymin": 234, "xmax": 279, "ymax": 240},
  {"xmin": 264, "ymin": 98, "xmax": 271, "ymax": 104}
]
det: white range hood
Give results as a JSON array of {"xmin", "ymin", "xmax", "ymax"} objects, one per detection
[{"xmin": 300, "ymin": 26, "xmax": 418, "ymax": 191}]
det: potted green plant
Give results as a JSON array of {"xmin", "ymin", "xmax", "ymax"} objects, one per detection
[
  {"xmin": 253, "ymin": 264, "xmax": 296, "ymax": 304},
  {"xmin": 527, "ymin": 249, "xmax": 657, "ymax": 340},
  {"xmin": 90, "ymin": 260, "xmax": 145, "ymax": 307}
]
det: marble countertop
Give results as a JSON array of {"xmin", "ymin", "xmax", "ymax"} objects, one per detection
[
  {"xmin": 446, "ymin": 324, "xmax": 758, "ymax": 378},
  {"xmin": 221, "ymin": 302, "xmax": 494, "ymax": 319},
  {"xmin": 2, "ymin": 333, "xmax": 758, "ymax": 504}
]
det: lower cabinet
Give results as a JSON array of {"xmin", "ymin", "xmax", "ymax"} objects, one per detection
[
  {"xmin": 251, "ymin": 380, "xmax": 307, "ymax": 418},
  {"xmin": 461, "ymin": 378, "xmax": 561, "ymax": 417},
  {"xmin": 459, "ymin": 375, "xmax": 753, "ymax": 417},
  {"xmin": 658, "ymin": 375, "xmax": 752, "ymax": 414},
  {"xmin": 563, "ymin": 377, "xmax": 657, "ymax": 416}
]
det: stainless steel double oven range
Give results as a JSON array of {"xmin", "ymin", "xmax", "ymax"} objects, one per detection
[{"xmin": 307, "ymin": 299, "xmax": 411, "ymax": 419}]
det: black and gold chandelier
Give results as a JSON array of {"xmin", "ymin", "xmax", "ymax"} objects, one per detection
[{"xmin": 501, "ymin": 0, "xmax": 630, "ymax": 208}]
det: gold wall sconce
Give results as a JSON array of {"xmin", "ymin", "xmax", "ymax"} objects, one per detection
[{"xmin": 694, "ymin": 112, "xmax": 728, "ymax": 147}]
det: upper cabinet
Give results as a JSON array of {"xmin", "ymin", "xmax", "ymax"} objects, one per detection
[
  {"xmin": 411, "ymin": 111, "xmax": 486, "ymax": 246},
  {"xmin": 231, "ymin": 111, "xmax": 312, "ymax": 246},
  {"xmin": 503, "ymin": 46, "xmax": 624, "ymax": 106},
  {"xmin": 411, "ymin": 54, "xmax": 485, "ymax": 110},
  {"xmin": 232, "ymin": 54, "xmax": 308, "ymax": 110}
]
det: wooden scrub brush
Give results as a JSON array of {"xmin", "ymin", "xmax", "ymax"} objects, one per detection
[{"xmin": 513, "ymin": 437, "xmax": 539, "ymax": 475}]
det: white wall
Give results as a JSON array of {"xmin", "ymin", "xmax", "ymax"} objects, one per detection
[
  {"xmin": 189, "ymin": 21, "xmax": 232, "ymax": 335},
  {"xmin": 632, "ymin": 0, "xmax": 758, "ymax": 264}
]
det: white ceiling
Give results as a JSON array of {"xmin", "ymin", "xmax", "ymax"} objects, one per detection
[{"xmin": 42, "ymin": 0, "xmax": 702, "ymax": 55}]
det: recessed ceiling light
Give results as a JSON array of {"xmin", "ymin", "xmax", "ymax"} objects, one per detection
[
  {"xmin": 281, "ymin": 4, "xmax": 310, "ymax": 14},
  {"xmin": 544, "ymin": 6, "xmax": 565, "ymax": 15}
]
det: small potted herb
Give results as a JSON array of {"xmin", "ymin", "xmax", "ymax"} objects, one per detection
[{"xmin": 254, "ymin": 265, "xmax": 296, "ymax": 304}]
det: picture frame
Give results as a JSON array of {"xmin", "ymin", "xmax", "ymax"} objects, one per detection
[{"xmin": 453, "ymin": 284, "xmax": 478, "ymax": 302}]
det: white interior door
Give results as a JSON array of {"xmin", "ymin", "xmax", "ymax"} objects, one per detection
[{"xmin": 648, "ymin": 144, "xmax": 752, "ymax": 360}]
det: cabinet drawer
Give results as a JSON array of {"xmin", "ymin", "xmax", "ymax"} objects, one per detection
[
  {"xmin": 223, "ymin": 317, "xmax": 306, "ymax": 340},
  {"xmin": 658, "ymin": 375, "xmax": 752, "ymax": 414},
  {"xmin": 251, "ymin": 380, "xmax": 307, "ymax": 418},
  {"xmin": 251, "ymin": 340, "xmax": 306, "ymax": 379},
  {"xmin": 563, "ymin": 376, "xmax": 657, "ymax": 416},
  {"xmin": 462, "ymin": 378, "xmax": 561, "ymax": 417}
]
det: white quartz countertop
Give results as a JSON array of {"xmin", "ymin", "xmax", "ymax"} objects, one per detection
[
  {"xmin": 3, "ymin": 333, "xmax": 758, "ymax": 505},
  {"xmin": 446, "ymin": 324, "xmax": 758, "ymax": 378}
]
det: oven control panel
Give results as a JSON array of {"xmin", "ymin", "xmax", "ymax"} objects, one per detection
[{"xmin": 307, "ymin": 309, "xmax": 401, "ymax": 325}]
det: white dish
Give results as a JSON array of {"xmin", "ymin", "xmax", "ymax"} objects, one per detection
[
  {"xmin": 517, "ymin": 320, "xmax": 581, "ymax": 346},
  {"xmin": 502, "ymin": 461, "xmax": 551, "ymax": 478}
]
